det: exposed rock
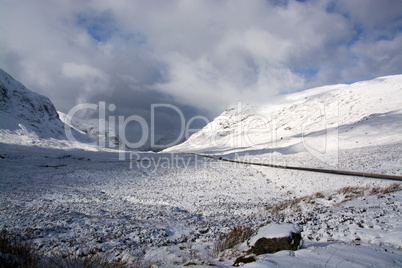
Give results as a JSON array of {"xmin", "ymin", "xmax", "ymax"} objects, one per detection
[
  {"xmin": 233, "ymin": 255, "xmax": 256, "ymax": 266},
  {"xmin": 0, "ymin": 69, "xmax": 62, "ymax": 136},
  {"xmin": 245, "ymin": 223, "xmax": 302, "ymax": 255},
  {"xmin": 0, "ymin": 69, "xmax": 90, "ymax": 142},
  {"xmin": 183, "ymin": 261, "xmax": 197, "ymax": 266}
]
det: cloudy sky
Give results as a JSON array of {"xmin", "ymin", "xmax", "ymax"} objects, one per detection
[{"xmin": 1, "ymin": 0, "xmax": 401, "ymax": 143}]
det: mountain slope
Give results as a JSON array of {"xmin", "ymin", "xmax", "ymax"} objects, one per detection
[
  {"xmin": 0, "ymin": 69, "xmax": 92, "ymax": 146},
  {"xmin": 164, "ymin": 75, "xmax": 402, "ymax": 171},
  {"xmin": 0, "ymin": 69, "xmax": 66, "ymax": 137},
  {"xmin": 58, "ymin": 111, "xmax": 121, "ymax": 147}
]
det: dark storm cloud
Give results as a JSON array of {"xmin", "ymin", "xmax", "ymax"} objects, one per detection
[{"xmin": 0, "ymin": 0, "xmax": 401, "ymax": 140}]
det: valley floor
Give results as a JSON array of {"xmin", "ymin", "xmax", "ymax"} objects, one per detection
[{"xmin": 0, "ymin": 142, "xmax": 401, "ymax": 267}]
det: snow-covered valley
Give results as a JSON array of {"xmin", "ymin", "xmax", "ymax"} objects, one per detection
[
  {"xmin": 1, "ymin": 143, "xmax": 401, "ymax": 266},
  {"xmin": 1, "ymin": 70, "xmax": 402, "ymax": 266}
]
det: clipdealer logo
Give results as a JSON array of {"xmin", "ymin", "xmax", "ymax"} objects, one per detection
[{"xmin": 64, "ymin": 101, "xmax": 339, "ymax": 166}]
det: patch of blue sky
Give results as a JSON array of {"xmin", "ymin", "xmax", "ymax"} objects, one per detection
[
  {"xmin": 346, "ymin": 24, "xmax": 363, "ymax": 47},
  {"xmin": 284, "ymin": 67, "xmax": 320, "ymax": 93},
  {"xmin": 292, "ymin": 67, "xmax": 319, "ymax": 81},
  {"xmin": 374, "ymin": 26, "xmax": 402, "ymax": 41},
  {"xmin": 269, "ymin": 0, "xmax": 309, "ymax": 7},
  {"xmin": 267, "ymin": 0, "xmax": 289, "ymax": 8},
  {"xmin": 325, "ymin": 1, "xmax": 336, "ymax": 14},
  {"xmin": 349, "ymin": 24, "xmax": 401, "ymax": 45},
  {"xmin": 76, "ymin": 12, "xmax": 147, "ymax": 47},
  {"xmin": 76, "ymin": 12, "xmax": 118, "ymax": 42}
]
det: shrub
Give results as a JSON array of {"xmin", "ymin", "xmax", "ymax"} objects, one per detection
[
  {"xmin": 0, "ymin": 228, "xmax": 39, "ymax": 268},
  {"xmin": 0, "ymin": 228, "xmax": 146, "ymax": 268},
  {"xmin": 380, "ymin": 183, "xmax": 401, "ymax": 194},
  {"xmin": 213, "ymin": 226, "xmax": 254, "ymax": 254},
  {"xmin": 48, "ymin": 252, "xmax": 127, "ymax": 268},
  {"xmin": 336, "ymin": 186, "xmax": 364, "ymax": 196}
]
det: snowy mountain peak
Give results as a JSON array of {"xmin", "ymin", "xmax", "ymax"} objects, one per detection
[
  {"xmin": 0, "ymin": 69, "xmax": 92, "ymax": 146},
  {"xmin": 0, "ymin": 68, "xmax": 63, "ymax": 137},
  {"xmin": 164, "ymin": 75, "xmax": 402, "ymax": 165}
]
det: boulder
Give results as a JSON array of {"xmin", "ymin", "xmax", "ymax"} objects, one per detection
[
  {"xmin": 246, "ymin": 223, "xmax": 302, "ymax": 255},
  {"xmin": 233, "ymin": 255, "xmax": 256, "ymax": 266}
]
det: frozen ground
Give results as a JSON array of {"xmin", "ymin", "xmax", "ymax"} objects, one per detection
[
  {"xmin": 0, "ymin": 142, "xmax": 401, "ymax": 267},
  {"xmin": 1, "ymin": 73, "xmax": 401, "ymax": 266}
]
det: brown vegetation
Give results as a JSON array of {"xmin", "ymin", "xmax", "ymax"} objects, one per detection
[
  {"xmin": 0, "ymin": 229, "xmax": 149, "ymax": 268},
  {"xmin": 213, "ymin": 226, "xmax": 254, "ymax": 255}
]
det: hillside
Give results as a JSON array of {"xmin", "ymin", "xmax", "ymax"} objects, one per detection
[
  {"xmin": 0, "ymin": 69, "xmax": 66, "ymax": 137},
  {"xmin": 164, "ymin": 75, "xmax": 402, "ymax": 173},
  {"xmin": 58, "ymin": 111, "xmax": 121, "ymax": 148},
  {"xmin": 0, "ymin": 69, "xmax": 92, "ymax": 147}
]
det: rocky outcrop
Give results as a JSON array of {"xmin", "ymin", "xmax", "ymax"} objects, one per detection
[
  {"xmin": 245, "ymin": 223, "xmax": 302, "ymax": 255},
  {"xmin": 0, "ymin": 69, "xmax": 91, "ymax": 143}
]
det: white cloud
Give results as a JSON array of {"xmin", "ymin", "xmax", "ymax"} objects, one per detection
[
  {"xmin": 61, "ymin": 62, "xmax": 110, "ymax": 104},
  {"xmin": 346, "ymin": 32, "xmax": 402, "ymax": 80},
  {"xmin": 0, "ymin": 0, "xmax": 401, "ymax": 130},
  {"xmin": 335, "ymin": 0, "xmax": 402, "ymax": 36},
  {"xmin": 62, "ymin": 62, "xmax": 107, "ymax": 80}
]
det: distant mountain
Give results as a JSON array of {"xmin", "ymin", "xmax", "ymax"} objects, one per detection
[
  {"xmin": 0, "ymin": 68, "xmax": 91, "ymax": 145},
  {"xmin": 150, "ymin": 133, "xmax": 186, "ymax": 152},
  {"xmin": 58, "ymin": 111, "xmax": 121, "ymax": 148},
  {"xmin": 164, "ymin": 75, "xmax": 402, "ymax": 161}
]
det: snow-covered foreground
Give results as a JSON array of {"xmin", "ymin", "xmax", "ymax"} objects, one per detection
[{"xmin": 1, "ymin": 143, "xmax": 401, "ymax": 266}]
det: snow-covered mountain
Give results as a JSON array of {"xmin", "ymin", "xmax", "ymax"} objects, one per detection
[
  {"xmin": 0, "ymin": 69, "xmax": 66, "ymax": 138},
  {"xmin": 58, "ymin": 111, "xmax": 121, "ymax": 148},
  {"xmin": 0, "ymin": 69, "xmax": 92, "ymax": 146},
  {"xmin": 164, "ymin": 75, "xmax": 402, "ymax": 167},
  {"xmin": 149, "ymin": 133, "xmax": 187, "ymax": 152}
]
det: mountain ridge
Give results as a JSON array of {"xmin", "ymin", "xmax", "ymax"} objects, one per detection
[
  {"xmin": 0, "ymin": 68, "xmax": 64, "ymax": 137},
  {"xmin": 0, "ymin": 68, "xmax": 93, "ymax": 146},
  {"xmin": 164, "ymin": 75, "xmax": 402, "ymax": 165}
]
